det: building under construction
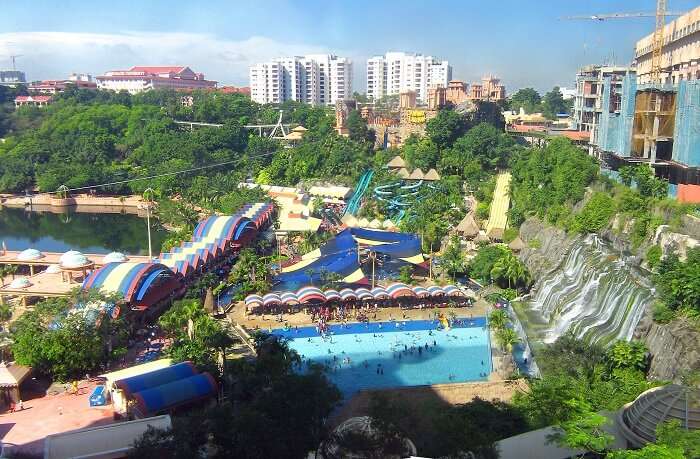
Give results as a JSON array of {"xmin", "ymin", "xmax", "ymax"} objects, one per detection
[{"xmin": 593, "ymin": 5, "xmax": 700, "ymax": 203}]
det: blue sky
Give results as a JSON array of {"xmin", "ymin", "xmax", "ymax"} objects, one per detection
[{"xmin": 1, "ymin": 0, "xmax": 698, "ymax": 93}]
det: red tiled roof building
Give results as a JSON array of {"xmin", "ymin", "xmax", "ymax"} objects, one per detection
[{"xmin": 96, "ymin": 66, "xmax": 217, "ymax": 94}]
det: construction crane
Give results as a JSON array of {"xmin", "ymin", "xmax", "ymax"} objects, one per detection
[
  {"xmin": 563, "ymin": 1, "xmax": 672, "ymax": 84},
  {"xmin": 8, "ymin": 54, "xmax": 23, "ymax": 71},
  {"xmin": 562, "ymin": 11, "xmax": 681, "ymax": 21}
]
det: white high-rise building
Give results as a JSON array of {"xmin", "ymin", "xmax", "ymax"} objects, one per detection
[
  {"xmin": 249, "ymin": 55, "xmax": 352, "ymax": 106},
  {"xmin": 366, "ymin": 52, "xmax": 452, "ymax": 103}
]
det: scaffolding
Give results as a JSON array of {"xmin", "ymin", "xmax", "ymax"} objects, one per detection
[
  {"xmin": 673, "ymin": 80, "xmax": 700, "ymax": 168},
  {"xmin": 631, "ymin": 88, "xmax": 676, "ymax": 161}
]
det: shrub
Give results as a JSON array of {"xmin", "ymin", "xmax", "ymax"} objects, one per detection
[
  {"xmin": 476, "ymin": 202, "xmax": 490, "ymax": 220},
  {"xmin": 646, "ymin": 245, "xmax": 662, "ymax": 270},
  {"xmin": 569, "ymin": 192, "xmax": 615, "ymax": 234},
  {"xmin": 652, "ymin": 302, "xmax": 675, "ymax": 324},
  {"xmin": 503, "ymin": 228, "xmax": 519, "ymax": 243}
]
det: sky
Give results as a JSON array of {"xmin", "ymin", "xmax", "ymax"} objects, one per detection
[{"xmin": 1, "ymin": 0, "xmax": 699, "ymax": 94}]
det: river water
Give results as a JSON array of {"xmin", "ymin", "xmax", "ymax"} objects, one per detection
[
  {"xmin": 0, "ymin": 207, "xmax": 167, "ymax": 255},
  {"xmin": 516, "ymin": 234, "xmax": 654, "ymax": 347}
]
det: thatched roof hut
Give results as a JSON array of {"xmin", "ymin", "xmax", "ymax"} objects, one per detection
[
  {"xmin": 456, "ymin": 214, "xmax": 480, "ymax": 238},
  {"xmin": 397, "ymin": 168, "xmax": 410, "ymax": 178},
  {"xmin": 424, "ymin": 168, "xmax": 441, "ymax": 181},
  {"xmin": 508, "ymin": 236, "xmax": 526, "ymax": 252},
  {"xmin": 387, "ymin": 155, "xmax": 406, "ymax": 168},
  {"xmin": 487, "ymin": 227, "xmax": 504, "ymax": 241},
  {"xmin": 408, "ymin": 168, "xmax": 425, "ymax": 180}
]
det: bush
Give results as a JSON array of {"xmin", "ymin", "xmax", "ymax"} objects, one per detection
[
  {"xmin": 476, "ymin": 202, "xmax": 490, "ymax": 220},
  {"xmin": 503, "ymin": 228, "xmax": 519, "ymax": 243},
  {"xmin": 652, "ymin": 302, "xmax": 675, "ymax": 324},
  {"xmin": 569, "ymin": 192, "xmax": 615, "ymax": 234},
  {"xmin": 646, "ymin": 245, "xmax": 662, "ymax": 270}
]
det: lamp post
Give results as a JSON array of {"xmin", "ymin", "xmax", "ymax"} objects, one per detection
[{"xmin": 143, "ymin": 188, "xmax": 155, "ymax": 261}]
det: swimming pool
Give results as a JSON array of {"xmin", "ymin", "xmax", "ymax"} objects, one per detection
[{"xmin": 272, "ymin": 318, "xmax": 492, "ymax": 396}]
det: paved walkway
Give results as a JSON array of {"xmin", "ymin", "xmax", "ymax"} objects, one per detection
[
  {"xmin": 0, "ymin": 380, "xmax": 114, "ymax": 457},
  {"xmin": 485, "ymin": 172, "xmax": 511, "ymax": 238}
]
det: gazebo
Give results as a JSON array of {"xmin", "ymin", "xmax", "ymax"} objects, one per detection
[
  {"xmin": 408, "ymin": 168, "xmax": 425, "ymax": 180},
  {"xmin": 424, "ymin": 168, "xmax": 441, "ymax": 181},
  {"xmin": 396, "ymin": 167, "xmax": 410, "ymax": 179},
  {"xmin": 456, "ymin": 214, "xmax": 480, "ymax": 239},
  {"xmin": 0, "ymin": 361, "xmax": 31, "ymax": 409}
]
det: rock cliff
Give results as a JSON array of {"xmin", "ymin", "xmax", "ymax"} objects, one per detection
[{"xmin": 517, "ymin": 216, "xmax": 699, "ymax": 383}]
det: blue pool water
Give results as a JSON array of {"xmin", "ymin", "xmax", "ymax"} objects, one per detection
[{"xmin": 272, "ymin": 318, "xmax": 492, "ymax": 396}]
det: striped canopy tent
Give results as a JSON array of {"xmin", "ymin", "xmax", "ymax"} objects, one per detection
[
  {"xmin": 339, "ymin": 288, "xmax": 358, "ymax": 301},
  {"xmin": 81, "ymin": 262, "xmax": 178, "ymax": 306},
  {"xmin": 443, "ymin": 285, "xmax": 465, "ymax": 297},
  {"xmin": 245, "ymin": 294, "xmax": 263, "ymax": 308},
  {"xmin": 386, "ymin": 283, "xmax": 416, "ymax": 298},
  {"xmin": 412, "ymin": 286, "xmax": 430, "ymax": 298},
  {"xmin": 355, "ymin": 288, "xmax": 373, "ymax": 300},
  {"xmin": 296, "ymin": 286, "xmax": 326, "ymax": 304},
  {"xmin": 370, "ymin": 287, "xmax": 390, "ymax": 299},
  {"xmin": 324, "ymin": 289, "xmax": 341, "ymax": 301},
  {"xmin": 426, "ymin": 286, "xmax": 446, "ymax": 296},
  {"xmin": 262, "ymin": 293, "xmax": 282, "ymax": 307},
  {"xmin": 280, "ymin": 292, "xmax": 300, "ymax": 305},
  {"xmin": 170, "ymin": 260, "xmax": 195, "ymax": 277}
]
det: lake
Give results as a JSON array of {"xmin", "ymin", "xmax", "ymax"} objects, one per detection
[{"xmin": 0, "ymin": 207, "xmax": 168, "ymax": 255}]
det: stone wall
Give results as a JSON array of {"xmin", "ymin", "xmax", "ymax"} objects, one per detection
[{"xmin": 634, "ymin": 314, "xmax": 700, "ymax": 382}]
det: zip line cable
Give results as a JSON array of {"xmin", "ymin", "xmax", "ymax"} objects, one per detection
[{"xmin": 26, "ymin": 150, "xmax": 279, "ymax": 198}]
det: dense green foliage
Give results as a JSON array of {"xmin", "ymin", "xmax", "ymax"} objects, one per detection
[
  {"xmin": 158, "ymin": 299, "xmax": 234, "ymax": 374},
  {"xmin": 11, "ymin": 290, "xmax": 127, "ymax": 381},
  {"xmin": 467, "ymin": 244, "xmax": 530, "ymax": 290},
  {"xmin": 130, "ymin": 336, "xmax": 341, "ymax": 459},
  {"xmin": 509, "ymin": 137, "xmax": 598, "ymax": 227},
  {"xmin": 513, "ymin": 336, "xmax": 658, "ymax": 432},
  {"xmin": 369, "ymin": 394, "xmax": 527, "ymax": 458},
  {"xmin": 0, "ymin": 89, "xmax": 376, "ymax": 196},
  {"xmin": 654, "ymin": 248, "xmax": 700, "ymax": 317},
  {"xmin": 569, "ymin": 192, "xmax": 616, "ymax": 234},
  {"xmin": 507, "ymin": 87, "xmax": 570, "ymax": 119}
]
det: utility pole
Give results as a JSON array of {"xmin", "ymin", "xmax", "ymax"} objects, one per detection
[{"xmin": 143, "ymin": 188, "xmax": 155, "ymax": 261}]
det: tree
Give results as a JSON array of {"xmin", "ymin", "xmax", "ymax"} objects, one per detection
[
  {"xmin": 346, "ymin": 110, "xmax": 374, "ymax": 143},
  {"xmin": 490, "ymin": 251, "xmax": 531, "ymax": 290},
  {"xmin": 403, "ymin": 135, "xmax": 439, "ymax": 170},
  {"xmin": 159, "ymin": 299, "xmax": 234, "ymax": 374},
  {"xmin": 467, "ymin": 244, "xmax": 510, "ymax": 283},
  {"xmin": 508, "ymin": 88, "xmax": 542, "ymax": 114},
  {"xmin": 441, "ymin": 235, "xmax": 465, "ymax": 281},
  {"xmin": 425, "ymin": 108, "xmax": 468, "ymax": 150},
  {"xmin": 551, "ymin": 399, "xmax": 614, "ymax": 456},
  {"xmin": 495, "ymin": 327, "xmax": 520, "ymax": 353},
  {"xmin": 542, "ymin": 86, "xmax": 568, "ymax": 119},
  {"xmin": 488, "ymin": 309, "xmax": 509, "ymax": 331},
  {"xmin": 606, "ymin": 341, "xmax": 648, "ymax": 372},
  {"xmin": 130, "ymin": 335, "xmax": 341, "ymax": 459},
  {"xmin": 654, "ymin": 248, "xmax": 700, "ymax": 316},
  {"xmin": 11, "ymin": 289, "xmax": 127, "ymax": 381}
]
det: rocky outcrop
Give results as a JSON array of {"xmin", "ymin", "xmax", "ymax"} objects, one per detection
[
  {"xmin": 518, "ymin": 216, "xmax": 699, "ymax": 383},
  {"xmin": 654, "ymin": 225, "xmax": 699, "ymax": 261},
  {"xmin": 517, "ymin": 218, "xmax": 574, "ymax": 278},
  {"xmin": 634, "ymin": 314, "xmax": 700, "ymax": 382}
]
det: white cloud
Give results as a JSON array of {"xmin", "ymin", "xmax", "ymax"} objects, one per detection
[{"xmin": 0, "ymin": 31, "xmax": 363, "ymax": 86}]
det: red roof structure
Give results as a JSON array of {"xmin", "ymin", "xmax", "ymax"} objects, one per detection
[{"xmin": 129, "ymin": 66, "xmax": 187, "ymax": 74}]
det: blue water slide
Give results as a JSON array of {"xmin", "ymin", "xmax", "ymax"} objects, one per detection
[{"xmin": 345, "ymin": 170, "xmax": 374, "ymax": 216}]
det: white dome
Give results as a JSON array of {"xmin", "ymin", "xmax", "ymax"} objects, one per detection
[
  {"xmin": 103, "ymin": 252, "xmax": 127, "ymax": 263},
  {"xmin": 44, "ymin": 264, "xmax": 62, "ymax": 274},
  {"xmin": 16, "ymin": 249, "xmax": 44, "ymax": 261},
  {"xmin": 9, "ymin": 277, "xmax": 32, "ymax": 289},
  {"xmin": 60, "ymin": 252, "xmax": 89, "ymax": 268},
  {"xmin": 59, "ymin": 250, "xmax": 82, "ymax": 264}
]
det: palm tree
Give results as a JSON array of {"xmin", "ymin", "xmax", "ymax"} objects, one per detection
[
  {"xmin": 496, "ymin": 328, "xmax": 520, "ymax": 354},
  {"xmin": 491, "ymin": 253, "xmax": 530, "ymax": 290},
  {"xmin": 488, "ymin": 309, "xmax": 509, "ymax": 331}
]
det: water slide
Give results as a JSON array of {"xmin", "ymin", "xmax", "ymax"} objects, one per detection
[
  {"xmin": 373, "ymin": 181, "xmax": 425, "ymax": 222},
  {"xmin": 438, "ymin": 315, "xmax": 450, "ymax": 330},
  {"xmin": 345, "ymin": 170, "xmax": 374, "ymax": 216}
]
